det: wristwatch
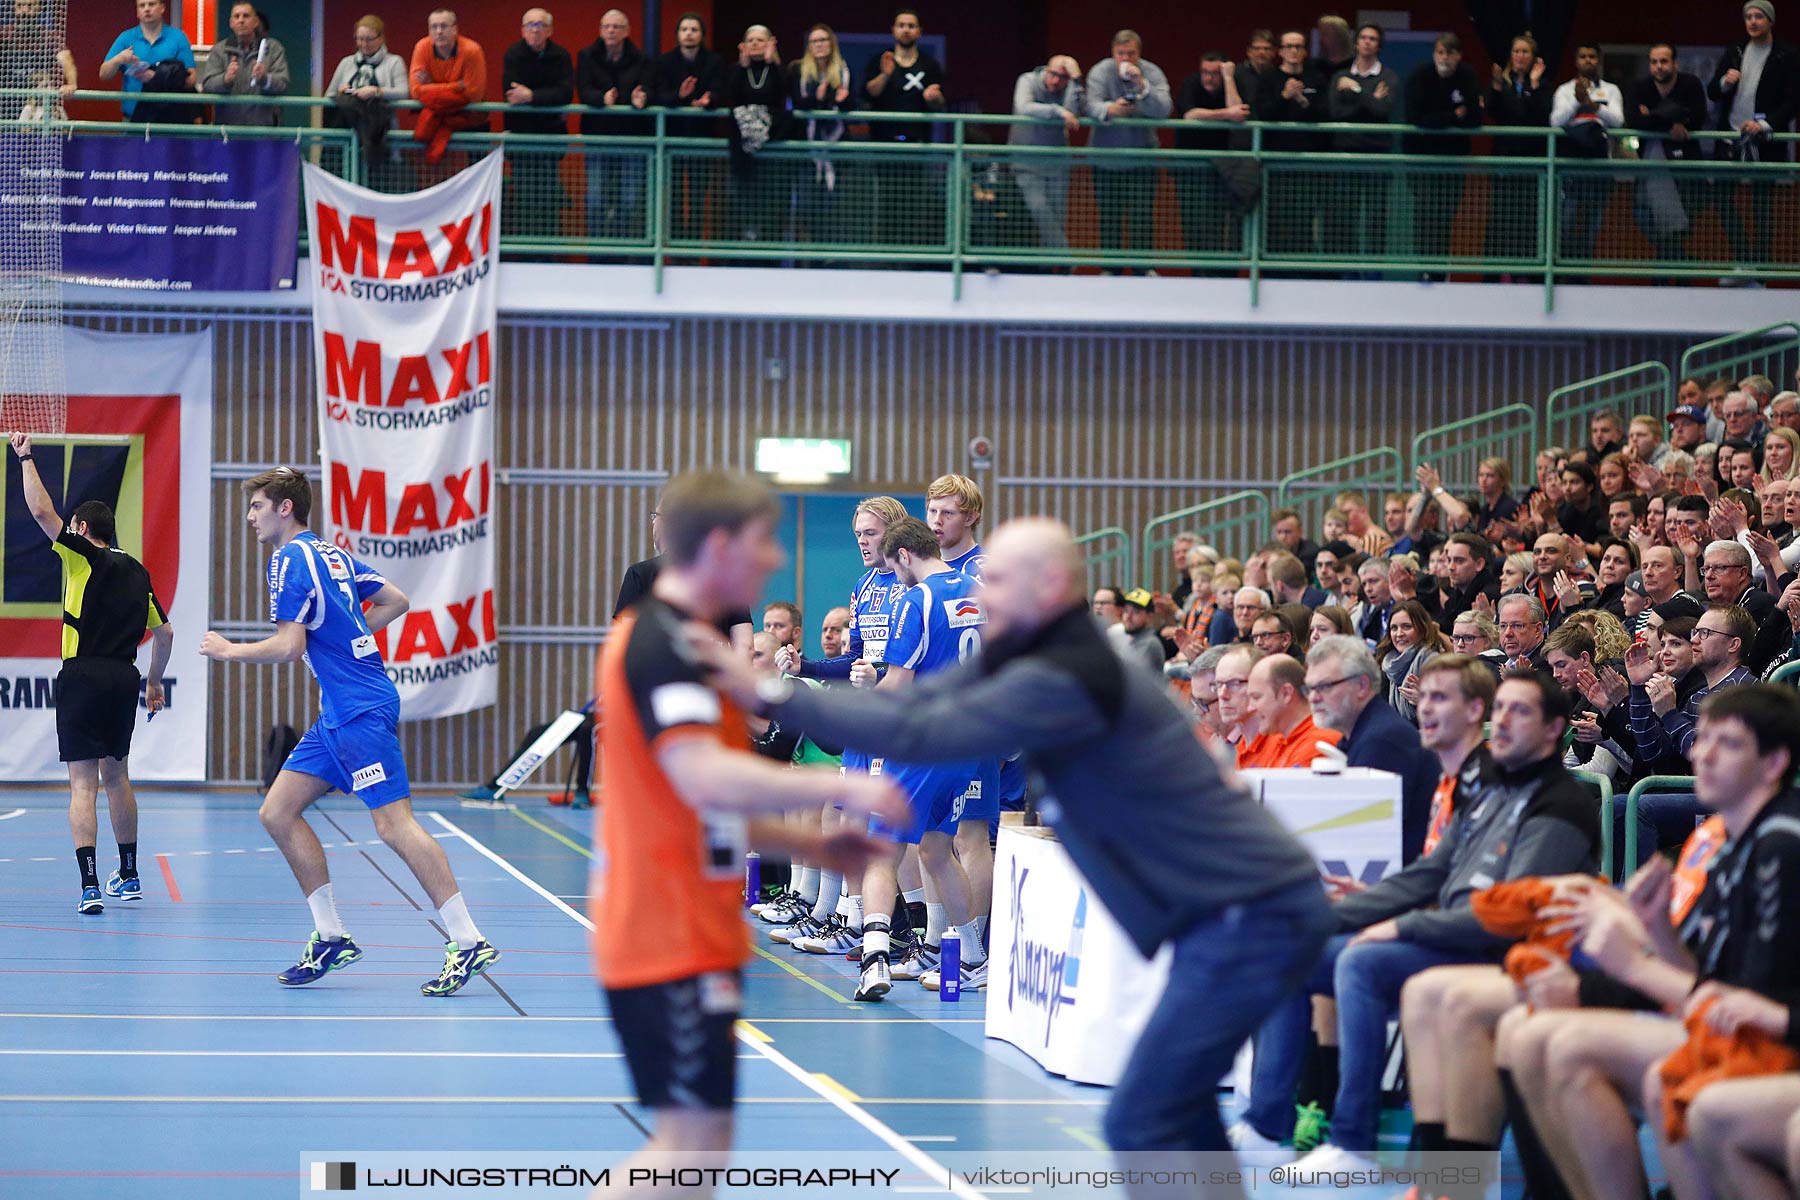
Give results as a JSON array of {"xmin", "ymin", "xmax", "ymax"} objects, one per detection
[{"xmin": 755, "ymin": 674, "xmax": 794, "ymax": 710}]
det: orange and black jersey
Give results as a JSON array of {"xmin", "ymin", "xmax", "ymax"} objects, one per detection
[{"xmin": 590, "ymin": 595, "xmax": 750, "ymax": 990}]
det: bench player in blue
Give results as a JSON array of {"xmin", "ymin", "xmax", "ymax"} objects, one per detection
[
  {"xmin": 199, "ymin": 467, "xmax": 499, "ymax": 995},
  {"xmin": 837, "ymin": 516, "xmax": 996, "ymax": 1000}
]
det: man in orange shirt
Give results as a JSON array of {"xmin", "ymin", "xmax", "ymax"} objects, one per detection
[
  {"xmin": 592, "ymin": 469, "xmax": 903, "ymax": 1176},
  {"xmin": 410, "ymin": 8, "xmax": 489, "ymax": 163},
  {"xmin": 1244, "ymin": 653, "xmax": 1342, "ymax": 768},
  {"xmin": 1217, "ymin": 645, "xmax": 1277, "ymax": 766}
]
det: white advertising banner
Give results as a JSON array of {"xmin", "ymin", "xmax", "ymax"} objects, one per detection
[
  {"xmin": 986, "ymin": 770, "xmax": 1402, "ymax": 1087},
  {"xmin": 0, "ymin": 327, "xmax": 213, "ymax": 780},
  {"xmin": 302, "ymin": 154, "xmax": 502, "ymax": 719}
]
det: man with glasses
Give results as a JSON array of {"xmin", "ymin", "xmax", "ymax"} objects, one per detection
[
  {"xmin": 1303, "ymin": 635, "xmax": 1440, "ymax": 862},
  {"xmin": 1629, "ymin": 603, "xmax": 1756, "ymax": 769},
  {"xmin": 1721, "ymin": 389, "xmax": 1768, "ymax": 451},
  {"xmin": 501, "ymin": 9, "xmax": 574, "ymax": 237},
  {"xmin": 1244, "ymin": 652, "xmax": 1341, "ymax": 768},
  {"xmin": 1090, "ymin": 585, "xmax": 1125, "ymax": 628},
  {"xmin": 1496, "ymin": 593, "xmax": 1549, "ymax": 672},
  {"xmin": 1229, "ymin": 584, "xmax": 1272, "ymax": 645},
  {"xmin": 1215, "ymin": 644, "xmax": 1265, "ymax": 760},
  {"xmin": 1250, "ymin": 610, "xmax": 1299, "ymax": 661}
]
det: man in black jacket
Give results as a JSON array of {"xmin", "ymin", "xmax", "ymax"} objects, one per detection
[
  {"xmin": 1255, "ymin": 29, "xmax": 1326, "ymax": 256},
  {"xmin": 576, "ymin": 9, "xmax": 651, "ymax": 241},
  {"xmin": 1707, "ymin": 0, "xmax": 1800, "ymax": 267},
  {"xmin": 501, "ymin": 9, "xmax": 574, "ymax": 238},
  {"xmin": 1627, "ymin": 44, "xmax": 1708, "ymax": 262},
  {"xmin": 699, "ymin": 518, "xmax": 1333, "ymax": 1178},
  {"xmin": 1439, "ymin": 532, "xmax": 1502, "ymax": 625},
  {"xmin": 1231, "ymin": 670, "xmax": 1598, "ymax": 1175},
  {"xmin": 1405, "ymin": 34, "xmax": 1481, "ymax": 272},
  {"xmin": 651, "ymin": 12, "xmax": 723, "ymax": 241}
]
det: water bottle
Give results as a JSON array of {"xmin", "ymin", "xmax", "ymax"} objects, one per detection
[
  {"xmin": 939, "ymin": 928, "xmax": 961, "ymax": 1002},
  {"xmin": 744, "ymin": 852, "xmax": 761, "ymax": 909}
]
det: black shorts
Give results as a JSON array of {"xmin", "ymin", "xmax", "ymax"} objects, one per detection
[
  {"xmin": 605, "ymin": 970, "xmax": 742, "ymax": 1111},
  {"xmin": 57, "ymin": 658, "xmax": 140, "ymax": 763}
]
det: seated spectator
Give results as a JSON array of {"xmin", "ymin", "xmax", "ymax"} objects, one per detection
[
  {"xmin": 1085, "ymin": 30, "xmax": 1172, "ymax": 265},
  {"xmin": 1321, "ymin": 507, "xmax": 1351, "ymax": 546},
  {"xmin": 1251, "ymin": 607, "xmax": 1304, "ymax": 662},
  {"xmin": 1439, "ymin": 532, "xmax": 1501, "ymax": 624},
  {"xmin": 1216, "ymin": 584, "xmax": 1270, "ymax": 646},
  {"xmin": 1114, "ymin": 588, "xmax": 1166, "ymax": 675},
  {"xmin": 1528, "ymin": 532, "xmax": 1590, "ymax": 625},
  {"xmin": 1376, "ymin": 599, "xmax": 1448, "ymax": 723},
  {"xmin": 1229, "ymin": 668, "xmax": 1597, "ymax": 1172},
  {"xmin": 1626, "ymin": 414, "xmax": 1672, "ymax": 468},
  {"xmin": 1499, "ymin": 550, "xmax": 1532, "ymax": 594},
  {"xmin": 1631, "ymin": 603, "xmax": 1756, "ymax": 773},
  {"xmin": 1244, "ymin": 652, "xmax": 1343, "ymax": 769},
  {"xmin": 1309, "ymin": 604, "xmax": 1354, "ymax": 648},
  {"xmin": 1669, "ymin": 399, "xmax": 1711, "ymax": 456},
  {"xmin": 1355, "ymin": 557, "xmax": 1393, "ymax": 645},
  {"xmin": 1214, "ymin": 644, "xmax": 1266, "ymax": 759},
  {"xmin": 1625, "ymin": 43, "xmax": 1708, "ymax": 261},
  {"xmin": 99, "ymin": 0, "xmax": 195, "ymax": 122},
  {"xmin": 1544, "ymin": 623, "xmax": 1633, "ymax": 779},
  {"xmin": 1589, "ymin": 411, "xmax": 1627, "ymax": 460},
  {"xmin": 1551, "ymin": 42, "xmax": 1625, "ymax": 263},
  {"xmin": 1596, "ymin": 452, "xmax": 1636, "ymax": 502},
  {"xmin": 1608, "ymin": 492, "xmax": 1648, "ymax": 543},
  {"xmin": 1497, "ymin": 593, "xmax": 1549, "ymax": 671},
  {"xmin": 1313, "ymin": 542, "xmax": 1355, "ymax": 606},
  {"xmin": 1272, "ymin": 507, "xmax": 1321, "ymax": 573},
  {"xmin": 1267, "ymin": 551, "xmax": 1326, "ymax": 609},
  {"xmin": 1770, "ymin": 389, "xmax": 1800, "ymax": 434},
  {"xmin": 1593, "ymin": 537, "xmax": 1640, "ymax": 617},
  {"xmin": 1183, "ymin": 643, "xmax": 1232, "ymax": 743},
  {"xmin": 1764, "ymin": 426, "xmax": 1800, "ymax": 482},
  {"xmin": 1011, "ymin": 55, "xmax": 1083, "ymax": 253},
  {"xmin": 1386, "ymin": 552, "xmax": 1442, "ymax": 619},
  {"xmin": 1450, "ymin": 610, "xmax": 1507, "ymax": 676},
  {"xmin": 1547, "ymin": 461, "xmax": 1608, "ymax": 543},
  {"xmin": 410, "ymin": 9, "xmax": 488, "ymax": 163},
  {"xmin": 1302, "ymin": 635, "xmax": 1442, "ymax": 860},
  {"xmin": 199, "ymin": 2, "xmax": 290, "ymax": 126}
]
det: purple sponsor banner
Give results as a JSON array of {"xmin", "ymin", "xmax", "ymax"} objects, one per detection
[{"xmin": 45, "ymin": 136, "xmax": 299, "ymax": 291}]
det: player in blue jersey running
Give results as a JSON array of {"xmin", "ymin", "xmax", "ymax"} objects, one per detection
[
  {"xmin": 835, "ymin": 517, "xmax": 994, "ymax": 1001},
  {"xmin": 199, "ymin": 467, "xmax": 499, "ymax": 996},
  {"xmin": 926, "ymin": 473, "xmax": 999, "ymax": 950}
]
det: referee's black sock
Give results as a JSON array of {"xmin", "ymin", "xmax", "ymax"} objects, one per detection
[
  {"xmin": 119, "ymin": 842, "xmax": 138, "ymax": 880},
  {"xmin": 76, "ymin": 846, "xmax": 98, "ymax": 890}
]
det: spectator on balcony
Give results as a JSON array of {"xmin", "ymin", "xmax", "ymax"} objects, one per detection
[
  {"xmin": 1085, "ymin": 30, "xmax": 1172, "ymax": 270},
  {"xmin": 1326, "ymin": 24, "xmax": 1398, "ymax": 263},
  {"xmin": 1255, "ymin": 29, "xmax": 1327, "ymax": 256},
  {"xmin": 1484, "ymin": 34, "xmax": 1550, "ymax": 263},
  {"xmin": 327, "ymin": 16, "xmax": 409, "ymax": 145},
  {"xmin": 790, "ymin": 24, "xmax": 856, "ymax": 248},
  {"xmin": 409, "ymin": 9, "xmax": 488, "ymax": 166},
  {"xmin": 863, "ymin": 9, "xmax": 946, "ymax": 254},
  {"xmin": 100, "ymin": 0, "xmax": 196, "ymax": 122},
  {"xmin": 1011, "ymin": 55, "xmax": 1083, "ymax": 255},
  {"xmin": 1315, "ymin": 15, "xmax": 1356, "ymax": 77},
  {"xmin": 1626, "ymin": 43, "xmax": 1708, "ymax": 261},
  {"xmin": 577, "ymin": 10, "xmax": 651, "ymax": 243},
  {"xmin": 1404, "ymin": 34, "xmax": 1481, "ymax": 271},
  {"xmin": 1707, "ymin": 0, "xmax": 1800, "ymax": 271},
  {"xmin": 650, "ymin": 13, "xmax": 722, "ymax": 241},
  {"xmin": 199, "ymin": 2, "xmax": 290, "ymax": 127},
  {"xmin": 0, "ymin": 0, "xmax": 76, "ymax": 119},
  {"xmin": 1551, "ymin": 43, "xmax": 1625, "ymax": 264},
  {"xmin": 719, "ymin": 26, "xmax": 789, "ymax": 244},
  {"xmin": 1232, "ymin": 29, "xmax": 1277, "ymax": 112},
  {"xmin": 500, "ymin": 10, "xmax": 573, "ymax": 238},
  {"xmin": 1174, "ymin": 53, "xmax": 1249, "ymax": 258}
]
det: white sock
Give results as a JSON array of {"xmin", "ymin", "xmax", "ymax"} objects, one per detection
[
  {"xmin": 813, "ymin": 871, "xmax": 842, "ymax": 920},
  {"xmin": 901, "ymin": 886, "xmax": 925, "ymax": 906},
  {"xmin": 833, "ymin": 889, "xmax": 850, "ymax": 921},
  {"xmin": 925, "ymin": 902, "xmax": 948, "ymax": 947},
  {"xmin": 306, "ymin": 883, "xmax": 346, "ymax": 940},
  {"xmin": 956, "ymin": 918, "xmax": 986, "ymax": 965},
  {"xmin": 795, "ymin": 866, "xmax": 820, "ymax": 905},
  {"xmin": 847, "ymin": 893, "xmax": 864, "ymax": 932},
  {"xmin": 972, "ymin": 914, "xmax": 990, "ymax": 946},
  {"xmin": 438, "ymin": 892, "xmax": 482, "ymax": 948}
]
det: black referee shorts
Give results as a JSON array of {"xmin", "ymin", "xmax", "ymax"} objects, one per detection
[{"xmin": 56, "ymin": 658, "xmax": 140, "ymax": 763}]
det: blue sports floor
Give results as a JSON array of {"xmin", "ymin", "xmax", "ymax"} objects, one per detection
[{"xmin": 0, "ymin": 790, "xmax": 1112, "ymax": 1198}]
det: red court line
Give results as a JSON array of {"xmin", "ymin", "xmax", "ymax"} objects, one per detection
[{"xmin": 156, "ymin": 853, "xmax": 182, "ymax": 903}]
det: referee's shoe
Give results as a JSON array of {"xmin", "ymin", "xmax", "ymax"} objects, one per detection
[{"xmin": 103, "ymin": 871, "xmax": 143, "ymax": 902}]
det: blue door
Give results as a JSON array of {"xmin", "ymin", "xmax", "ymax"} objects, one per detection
[{"xmin": 763, "ymin": 492, "xmax": 926, "ymax": 658}]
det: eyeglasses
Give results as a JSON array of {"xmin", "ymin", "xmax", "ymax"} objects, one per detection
[
  {"xmin": 1216, "ymin": 678, "xmax": 1249, "ymax": 693},
  {"xmin": 1303, "ymin": 676, "xmax": 1356, "ymax": 700},
  {"xmin": 1251, "ymin": 630, "xmax": 1286, "ymax": 643},
  {"xmin": 1700, "ymin": 564, "xmax": 1742, "ymax": 575},
  {"xmin": 523, "ymin": 20, "xmax": 548, "ymax": 30},
  {"xmin": 1497, "ymin": 621, "xmax": 1537, "ymax": 632},
  {"xmin": 1450, "ymin": 633, "xmax": 1486, "ymax": 646},
  {"xmin": 1691, "ymin": 627, "xmax": 1734, "ymax": 642}
]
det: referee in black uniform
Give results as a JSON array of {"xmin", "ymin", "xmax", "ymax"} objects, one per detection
[{"xmin": 11, "ymin": 433, "xmax": 173, "ymax": 914}]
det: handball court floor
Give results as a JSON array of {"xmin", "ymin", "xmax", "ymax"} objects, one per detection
[{"xmin": 0, "ymin": 790, "xmax": 1113, "ymax": 1198}]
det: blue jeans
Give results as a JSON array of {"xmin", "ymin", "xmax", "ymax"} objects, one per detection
[
  {"xmin": 1103, "ymin": 879, "xmax": 1333, "ymax": 1154},
  {"xmin": 1244, "ymin": 932, "xmax": 1484, "ymax": 1152}
]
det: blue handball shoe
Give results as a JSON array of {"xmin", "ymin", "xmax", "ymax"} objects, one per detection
[
  {"xmin": 77, "ymin": 886, "xmax": 103, "ymax": 915},
  {"xmin": 103, "ymin": 871, "xmax": 142, "ymax": 902},
  {"xmin": 277, "ymin": 931, "xmax": 364, "ymax": 986}
]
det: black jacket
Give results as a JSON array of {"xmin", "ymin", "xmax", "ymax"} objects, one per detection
[
  {"xmin": 651, "ymin": 46, "xmax": 724, "ymax": 137},
  {"xmin": 576, "ymin": 37, "xmax": 651, "ymax": 135},
  {"xmin": 1440, "ymin": 566, "xmax": 1502, "ymax": 625},
  {"xmin": 500, "ymin": 39, "xmax": 574, "ymax": 135},
  {"xmin": 1625, "ymin": 73, "xmax": 1709, "ymax": 160},
  {"xmin": 775, "ymin": 604, "xmax": 1323, "ymax": 955},
  {"xmin": 1405, "ymin": 62, "xmax": 1482, "ymax": 155},
  {"xmin": 1253, "ymin": 65, "xmax": 1328, "ymax": 151},
  {"xmin": 1708, "ymin": 38, "xmax": 1800, "ymax": 158},
  {"xmin": 1688, "ymin": 789, "xmax": 1800, "ymax": 1029},
  {"xmin": 1486, "ymin": 71, "xmax": 1552, "ymax": 158}
]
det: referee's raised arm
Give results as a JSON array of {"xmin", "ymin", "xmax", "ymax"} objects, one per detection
[{"xmin": 10, "ymin": 432, "xmax": 64, "ymax": 540}]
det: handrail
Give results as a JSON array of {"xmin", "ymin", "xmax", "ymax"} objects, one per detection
[
  {"xmin": 1571, "ymin": 770, "xmax": 1618, "ymax": 882},
  {"xmin": 1543, "ymin": 362, "xmax": 1672, "ymax": 453},
  {"xmin": 1771, "ymin": 660, "xmax": 1800, "ymax": 686},
  {"xmin": 1139, "ymin": 492, "xmax": 1269, "ymax": 586},
  {"xmin": 1622, "ymin": 775, "xmax": 1698, "ymax": 876},
  {"xmin": 1677, "ymin": 322, "xmax": 1800, "ymax": 389},
  {"xmin": 1410, "ymin": 404, "xmax": 1540, "ymax": 492},
  {"xmin": 1274, "ymin": 447, "xmax": 1405, "ymax": 519},
  {"xmin": 1074, "ymin": 527, "xmax": 1134, "ymax": 587}
]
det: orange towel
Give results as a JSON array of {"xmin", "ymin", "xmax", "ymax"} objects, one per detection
[{"xmin": 1657, "ymin": 999, "xmax": 1800, "ymax": 1142}]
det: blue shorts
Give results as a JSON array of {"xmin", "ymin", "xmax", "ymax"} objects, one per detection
[
  {"xmin": 871, "ymin": 759, "xmax": 986, "ymax": 845},
  {"xmin": 283, "ymin": 704, "xmax": 411, "ymax": 809}
]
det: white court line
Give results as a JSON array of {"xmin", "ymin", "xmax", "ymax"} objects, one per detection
[
  {"xmin": 0, "ymin": 808, "xmax": 26, "ymax": 821},
  {"xmin": 903, "ymin": 1136, "xmax": 958, "ymax": 1143},
  {"xmin": 428, "ymin": 811, "xmax": 984, "ymax": 1200}
]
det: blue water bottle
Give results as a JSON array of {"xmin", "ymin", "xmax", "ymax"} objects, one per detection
[
  {"xmin": 939, "ymin": 928, "xmax": 961, "ymax": 1002},
  {"xmin": 744, "ymin": 852, "xmax": 761, "ymax": 909}
]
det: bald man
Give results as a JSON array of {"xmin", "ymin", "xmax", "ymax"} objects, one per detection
[
  {"xmin": 700, "ymin": 518, "xmax": 1331, "ymax": 1188},
  {"xmin": 500, "ymin": 7, "xmax": 573, "ymax": 236}
]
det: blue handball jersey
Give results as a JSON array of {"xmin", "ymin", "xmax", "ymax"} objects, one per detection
[
  {"xmin": 840, "ymin": 567, "xmax": 907, "ymax": 774},
  {"xmin": 880, "ymin": 568, "xmax": 997, "ymax": 802},
  {"xmin": 267, "ymin": 531, "xmax": 399, "ymax": 728},
  {"xmin": 944, "ymin": 543, "xmax": 986, "ymax": 584}
]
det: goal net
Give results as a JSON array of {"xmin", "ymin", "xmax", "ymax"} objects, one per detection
[{"xmin": 0, "ymin": 0, "xmax": 67, "ymax": 436}]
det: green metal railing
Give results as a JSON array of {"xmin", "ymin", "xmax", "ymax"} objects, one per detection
[
  {"xmin": 33, "ymin": 88, "xmax": 1800, "ymax": 305},
  {"xmin": 1771, "ymin": 660, "xmax": 1800, "ymax": 687},
  {"xmin": 1571, "ymin": 769, "xmax": 1618, "ymax": 882},
  {"xmin": 1678, "ymin": 322, "xmax": 1800, "ymax": 391},
  {"xmin": 1139, "ymin": 492, "xmax": 1270, "ymax": 587},
  {"xmin": 1411, "ymin": 404, "xmax": 1539, "ymax": 497},
  {"xmin": 1274, "ymin": 448, "xmax": 1406, "ymax": 541},
  {"xmin": 1543, "ymin": 361, "xmax": 1673, "ymax": 455},
  {"xmin": 1620, "ymin": 775, "xmax": 1698, "ymax": 876},
  {"xmin": 1075, "ymin": 527, "xmax": 1133, "ymax": 588}
]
